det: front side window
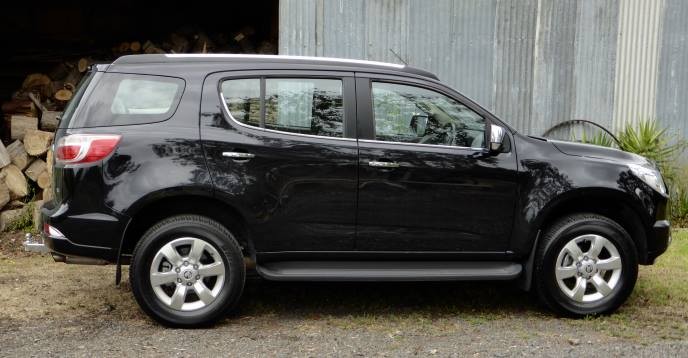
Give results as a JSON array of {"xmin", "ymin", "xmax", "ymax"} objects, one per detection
[
  {"xmin": 372, "ymin": 82, "xmax": 486, "ymax": 148},
  {"xmin": 221, "ymin": 78, "xmax": 344, "ymax": 138}
]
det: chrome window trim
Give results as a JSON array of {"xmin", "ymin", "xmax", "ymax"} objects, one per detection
[
  {"xmin": 358, "ymin": 138, "xmax": 485, "ymax": 152},
  {"xmin": 218, "ymin": 87, "xmax": 356, "ymax": 143}
]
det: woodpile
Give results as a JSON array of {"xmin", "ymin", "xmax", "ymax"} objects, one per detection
[{"xmin": 0, "ymin": 28, "xmax": 276, "ymax": 231}]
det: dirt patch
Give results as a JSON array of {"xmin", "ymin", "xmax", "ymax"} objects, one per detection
[
  {"xmin": 0, "ymin": 230, "xmax": 32, "ymax": 259},
  {"xmin": 1, "ymin": 231, "xmax": 687, "ymax": 356}
]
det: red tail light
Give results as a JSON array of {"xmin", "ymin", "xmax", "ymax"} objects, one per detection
[{"xmin": 55, "ymin": 134, "xmax": 122, "ymax": 164}]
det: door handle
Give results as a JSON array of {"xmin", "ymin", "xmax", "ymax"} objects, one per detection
[
  {"xmin": 222, "ymin": 151, "xmax": 255, "ymax": 160},
  {"xmin": 368, "ymin": 160, "xmax": 400, "ymax": 168}
]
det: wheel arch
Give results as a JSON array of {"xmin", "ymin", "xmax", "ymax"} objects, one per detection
[
  {"xmin": 119, "ymin": 191, "xmax": 254, "ymax": 260},
  {"xmin": 540, "ymin": 188, "xmax": 649, "ymax": 257},
  {"xmin": 520, "ymin": 188, "xmax": 650, "ymax": 291}
]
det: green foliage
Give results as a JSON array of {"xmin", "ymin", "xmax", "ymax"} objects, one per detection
[
  {"xmin": 616, "ymin": 120, "xmax": 686, "ymax": 183},
  {"xmin": 578, "ymin": 131, "xmax": 616, "ymax": 148},
  {"xmin": 5, "ymin": 203, "xmax": 34, "ymax": 232}
]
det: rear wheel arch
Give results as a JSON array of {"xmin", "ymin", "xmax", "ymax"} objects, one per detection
[{"xmin": 120, "ymin": 194, "xmax": 253, "ymax": 260}]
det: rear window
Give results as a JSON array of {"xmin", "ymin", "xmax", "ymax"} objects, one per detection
[{"xmin": 70, "ymin": 73, "xmax": 184, "ymax": 128}]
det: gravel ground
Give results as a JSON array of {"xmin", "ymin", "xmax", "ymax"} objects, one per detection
[{"xmin": 1, "ymin": 230, "xmax": 687, "ymax": 357}]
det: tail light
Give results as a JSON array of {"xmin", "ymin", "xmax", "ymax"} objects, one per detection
[
  {"xmin": 43, "ymin": 223, "xmax": 65, "ymax": 238},
  {"xmin": 55, "ymin": 134, "xmax": 122, "ymax": 164}
]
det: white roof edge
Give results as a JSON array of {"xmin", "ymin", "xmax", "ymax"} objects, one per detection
[{"xmin": 163, "ymin": 54, "xmax": 405, "ymax": 69}]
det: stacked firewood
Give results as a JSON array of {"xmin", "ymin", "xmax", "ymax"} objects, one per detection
[{"xmin": 0, "ymin": 28, "xmax": 275, "ymax": 231}]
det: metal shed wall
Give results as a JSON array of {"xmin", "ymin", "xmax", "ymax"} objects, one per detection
[{"xmin": 279, "ymin": 0, "xmax": 688, "ymax": 140}]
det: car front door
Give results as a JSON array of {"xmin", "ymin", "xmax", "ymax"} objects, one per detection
[
  {"xmin": 200, "ymin": 71, "xmax": 358, "ymax": 253},
  {"xmin": 355, "ymin": 75, "xmax": 518, "ymax": 254}
]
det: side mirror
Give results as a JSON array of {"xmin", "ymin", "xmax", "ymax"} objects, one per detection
[
  {"xmin": 489, "ymin": 124, "xmax": 506, "ymax": 152},
  {"xmin": 410, "ymin": 114, "xmax": 429, "ymax": 137}
]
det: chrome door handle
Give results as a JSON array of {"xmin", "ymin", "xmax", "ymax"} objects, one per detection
[
  {"xmin": 368, "ymin": 161, "xmax": 399, "ymax": 168},
  {"xmin": 222, "ymin": 151, "xmax": 255, "ymax": 159}
]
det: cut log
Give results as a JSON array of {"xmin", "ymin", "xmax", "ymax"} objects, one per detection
[
  {"xmin": 143, "ymin": 40, "xmax": 165, "ymax": 54},
  {"xmin": 2, "ymin": 164, "xmax": 28, "ymax": 198},
  {"xmin": 28, "ymin": 92, "xmax": 47, "ymax": 112},
  {"xmin": 130, "ymin": 41, "xmax": 142, "ymax": 52},
  {"xmin": 32, "ymin": 199, "xmax": 44, "ymax": 230},
  {"xmin": 0, "ymin": 141, "xmax": 11, "ymax": 168},
  {"xmin": 54, "ymin": 88, "xmax": 73, "ymax": 102},
  {"xmin": 119, "ymin": 42, "xmax": 131, "ymax": 53},
  {"xmin": 25, "ymin": 159, "xmax": 47, "ymax": 182},
  {"xmin": 0, "ymin": 207, "xmax": 28, "ymax": 232},
  {"xmin": 0, "ymin": 182, "xmax": 9, "ymax": 210},
  {"xmin": 22, "ymin": 73, "xmax": 52, "ymax": 98},
  {"xmin": 46, "ymin": 148, "xmax": 54, "ymax": 175},
  {"xmin": 23, "ymin": 130, "xmax": 54, "ymax": 156},
  {"xmin": 10, "ymin": 115, "xmax": 38, "ymax": 140},
  {"xmin": 5, "ymin": 200, "xmax": 25, "ymax": 210},
  {"xmin": 42, "ymin": 185, "xmax": 53, "ymax": 203},
  {"xmin": 37, "ymin": 171, "xmax": 51, "ymax": 190},
  {"xmin": 49, "ymin": 62, "xmax": 71, "ymax": 81},
  {"xmin": 77, "ymin": 57, "xmax": 92, "ymax": 73},
  {"xmin": 41, "ymin": 110, "xmax": 61, "ymax": 131},
  {"xmin": 2, "ymin": 100, "xmax": 36, "ymax": 116},
  {"xmin": 257, "ymin": 41, "xmax": 277, "ymax": 54},
  {"xmin": 170, "ymin": 33, "xmax": 190, "ymax": 53},
  {"xmin": 6, "ymin": 140, "xmax": 29, "ymax": 170},
  {"xmin": 192, "ymin": 32, "xmax": 215, "ymax": 53}
]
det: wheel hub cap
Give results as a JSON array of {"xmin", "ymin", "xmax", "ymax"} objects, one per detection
[
  {"xmin": 149, "ymin": 237, "xmax": 227, "ymax": 311},
  {"xmin": 555, "ymin": 234, "xmax": 623, "ymax": 303},
  {"xmin": 577, "ymin": 257, "xmax": 597, "ymax": 279}
]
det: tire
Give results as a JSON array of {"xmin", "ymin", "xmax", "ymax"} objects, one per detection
[
  {"xmin": 534, "ymin": 213, "xmax": 638, "ymax": 317},
  {"xmin": 130, "ymin": 215, "xmax": 245, "ymax": 327}
]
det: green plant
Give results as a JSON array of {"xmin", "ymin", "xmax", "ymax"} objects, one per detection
[
  {"xmin": 5, "ymin": 203, "xmax": 34, "ymax": 232},
  {"xmin": 578, "ymin": 130, "xmax": 616, "ymax": 148},
  {"xmin": 616, "ymin": 120, "xmax": 686, "ymax": 183}
]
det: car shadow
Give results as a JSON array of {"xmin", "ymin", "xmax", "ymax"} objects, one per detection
[{"xmin": 237, "ymin": 278, "xmax": 544, "ymax": 319}]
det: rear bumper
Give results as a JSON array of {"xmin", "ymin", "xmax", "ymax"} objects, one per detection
[
  {"xmin": 647, "ymin": 220, "xmax": 671, "ymax": 264},
  {"xmin": 38, "ymin": 202, "xmax": 129, "ymax": 264}
]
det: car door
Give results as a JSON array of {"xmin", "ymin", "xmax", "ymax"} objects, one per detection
[
  {"xmin": 200, "ymin": 70, "xmax": 358, "ymax": 253},
  {"xmin": 355, "ymin": 74, "xmax": 518, "ymax": 253}
]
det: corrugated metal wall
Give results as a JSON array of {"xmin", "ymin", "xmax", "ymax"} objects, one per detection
[{"xmin": 279, "ymin": 0, "xmax": 688, "ymax": 140}]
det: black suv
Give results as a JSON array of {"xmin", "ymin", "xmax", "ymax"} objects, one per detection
[{"xmin": 30, "ymin": 54, "xmax": 671, "ymax": 327}]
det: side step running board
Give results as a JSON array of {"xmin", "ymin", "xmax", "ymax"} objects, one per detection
[{"xmin": 256, "ymin": 261, "xmax": 522, "ymax": 282}]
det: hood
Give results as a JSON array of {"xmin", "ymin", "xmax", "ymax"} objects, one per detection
[{"xmin": 549, "ymin": 140, "xmax": 648, "ymax": 164}]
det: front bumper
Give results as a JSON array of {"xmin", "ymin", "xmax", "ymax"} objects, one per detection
[{"xmin": 648, "ymin": 219, "xmax": 671, "ymax": 263}]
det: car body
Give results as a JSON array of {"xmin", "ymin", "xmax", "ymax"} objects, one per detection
[{"xmin": 30, "ymin": 54, "xmax": 671, "ymax": 326}]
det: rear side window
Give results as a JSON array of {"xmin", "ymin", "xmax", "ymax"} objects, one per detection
[
  {"xmin": 71, "ymin": 73, "xmax": 184, "ymax": 128},
  {"xmin": 221, "ymin": 78, "xmax": 344, "ymax": 138}
]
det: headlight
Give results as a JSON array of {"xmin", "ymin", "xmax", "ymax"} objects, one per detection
[{"xmin": 628, "ymin": 163, "xmax": 667, "ymax": 195}]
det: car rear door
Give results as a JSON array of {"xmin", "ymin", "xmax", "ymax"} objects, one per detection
[
  {"xmin": 355, "ymin": 74, "xmax": 518, "ymax": 254},
  {"xmin": 200, "ymin": 70, "xmax": 358, "ymax": 253}
]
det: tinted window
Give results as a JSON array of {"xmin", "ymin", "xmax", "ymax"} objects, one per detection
[
  {"xmin": 221, "ymin": 78, "xmax": 261, "ymax": 126},
  {"xmin": 372, "ymin": 82, "xmax": 486, "ymax": 148},
  {"xmin": 73, "ymin": 73, "xmax": 184, "ymax": 128},
  {"xmin": 221, "ymin": 78, "xmax": 344, "ymax": 138},
  {"xmin": 265, "ymin": 78, "xmax": 343, "ymax": 137}
]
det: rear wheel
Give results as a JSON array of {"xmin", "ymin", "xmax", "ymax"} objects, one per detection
[
  {"xmin": 534, "ymin": 213, "xmax": 638, "ymax": 316},
  {"xmin": 130, "ymin": 215, "xmax": 245, "ymax": 327}
]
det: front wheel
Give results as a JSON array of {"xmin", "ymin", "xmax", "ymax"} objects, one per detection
[
  {"xmin": 130, "ymin": 215, "xmax": 245, "ymax": 327},
  {"xmin": 534, "ymin": 213, "xmax": 638, "ymax": 316}
]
